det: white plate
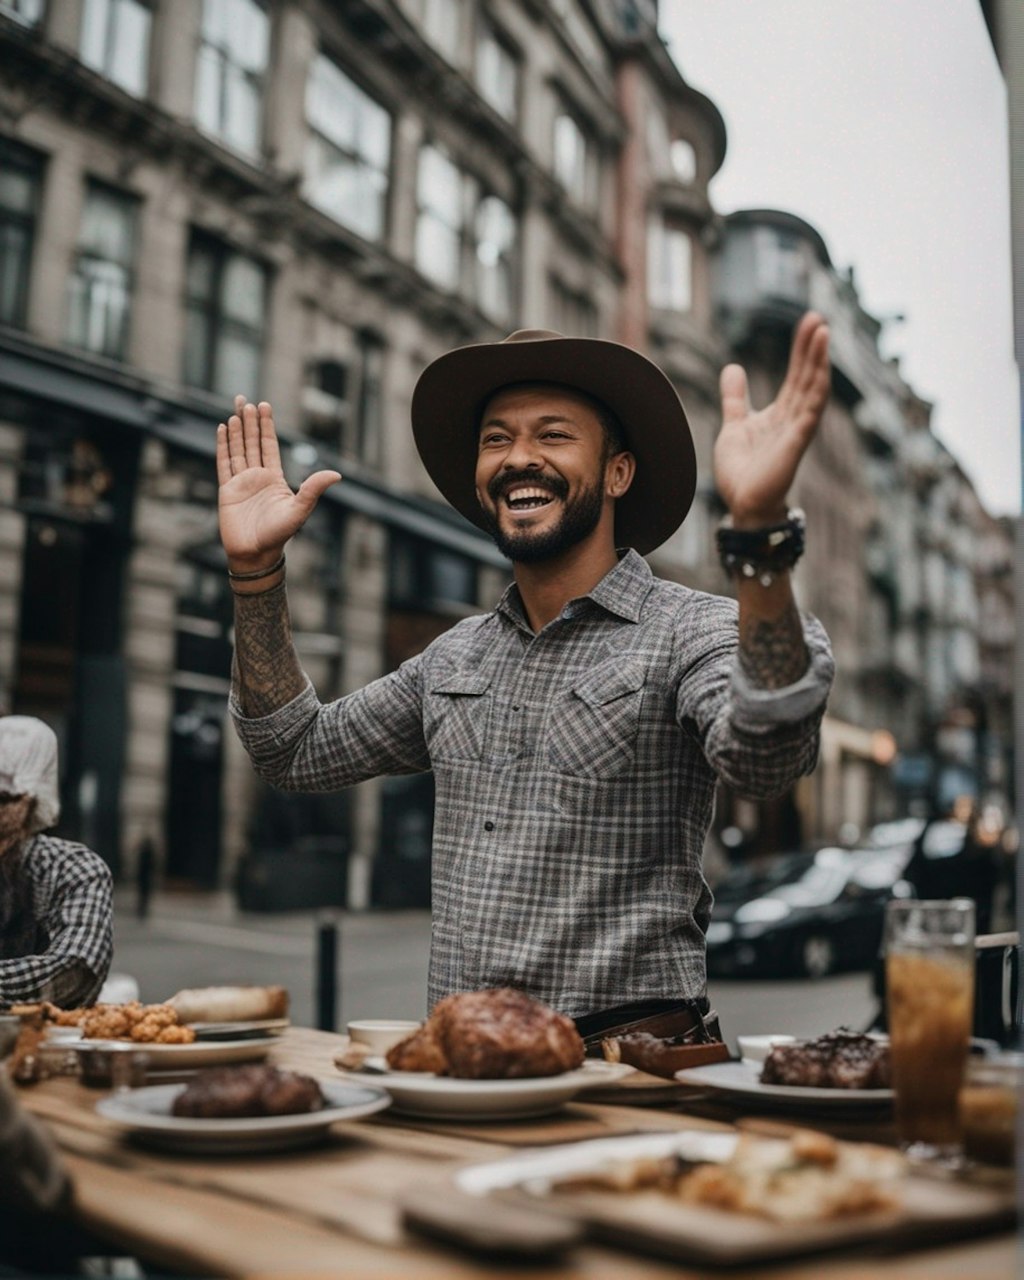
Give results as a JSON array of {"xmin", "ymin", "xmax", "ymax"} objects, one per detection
[
  {"xmin": 74, "ymin": 1037, "xmax": 274, "ymax": 1069},
  {"xmin": 674, "ymin": 1059, "xmax": 893, "ymax": 1109},
  {"xmin": 96, "ymin": 1079, "xmax": 391, "ymax": 1153},
  {"xmin": 188, "ymin": 1019, "xmax": 290, "ymax": 1040},
  {"xmin": 336, "ymin": 1059, "xmax": 633, "ymax": 1120}
]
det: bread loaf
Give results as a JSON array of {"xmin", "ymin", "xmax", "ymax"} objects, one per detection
[{"xmin": 168, "ymin": 985, "xmax": 289, "ymax": 1023}]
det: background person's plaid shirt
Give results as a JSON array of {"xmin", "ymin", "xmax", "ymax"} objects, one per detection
[
  {"xmin": 0, "ymin": 836, "xmax": 113, "ymax": 1008},
  {"xmin": 233, "ymin": 550, "xmax": 834, "ymax": 1017}
]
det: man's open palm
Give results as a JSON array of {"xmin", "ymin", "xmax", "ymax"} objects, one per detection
[
  {"xmin": 216, "ymin": 396, "xmax": 341, "ymax": 568},
  {"xmin": 714, "ymin": 311, "xmax": 830, "ymax": 526}
]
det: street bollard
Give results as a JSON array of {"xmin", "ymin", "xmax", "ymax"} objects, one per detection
[{"xmin": 316, "ymin": 912, "xmax": 339, "ymax": 1032}]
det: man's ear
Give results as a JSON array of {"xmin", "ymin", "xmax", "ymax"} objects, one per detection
[{"xmin": 606, "ymin": 451, "xmax": 636, "ymax": 499}]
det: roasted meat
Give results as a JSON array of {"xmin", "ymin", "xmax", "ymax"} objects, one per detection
[
  {"xmin": 171, "ymin": 1064, "xmax": 324, "ymax": 1118},
  {"xmin": 385, "ymin": 987, "xmax": 585, "ymax": 1079},
  {"xmin": 760, "ymin": 1029, "xmax": 891, "ymax": 1089}
]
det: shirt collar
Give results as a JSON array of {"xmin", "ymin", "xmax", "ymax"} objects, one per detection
[{"xmin": 495, "ymin": 548, "xmax": 653, "ymax": 627}]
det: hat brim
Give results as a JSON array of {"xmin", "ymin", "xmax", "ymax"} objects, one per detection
[{"xmin": 411, "ymin": 335, "xmax": 696, "ymax": 557}]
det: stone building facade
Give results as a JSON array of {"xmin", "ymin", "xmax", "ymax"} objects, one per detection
[
  {"xmin": 0, "ymin": 0, "xmax": 732, "ymax": 900},
  {"xmin": 714, "ymin": 208, "xmax": 1016, "ymax": 843}
]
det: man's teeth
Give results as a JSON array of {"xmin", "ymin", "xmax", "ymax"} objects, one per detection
[{"xmin": 506, "ymin": 487, "xmax": 555, "ymax": 509}]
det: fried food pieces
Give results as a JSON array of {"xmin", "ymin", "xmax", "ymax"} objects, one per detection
[
  {"xmin": 386, "ymin": 988, "xmax": 585, "ymax": 1079},
  {"xmin": 78, "ymin": 1002, "xmax": 196, "ymax": 1044},
  {"xmin": 171, "ymin": 1064, "xmax": 324, "ymax": 1118}
]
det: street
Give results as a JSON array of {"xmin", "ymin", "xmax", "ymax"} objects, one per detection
[{"xmin": 112, "ymin": 890, "xmax": 877, "ymax": 1052}]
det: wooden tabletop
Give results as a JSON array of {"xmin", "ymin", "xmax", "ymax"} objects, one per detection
[{"xmin": 17, "ymin": 1027, "xmax": 1017, "ymax": 1279}]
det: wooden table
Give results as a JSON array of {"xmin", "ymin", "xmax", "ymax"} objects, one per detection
[{"xmin": 16, "ymin": 1028, "xmax": 1017, "ymax": 1278}]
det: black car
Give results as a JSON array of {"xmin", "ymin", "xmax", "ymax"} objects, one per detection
[{"xmin": 705, "ymin": 845, "xmax": 915, "ymax": 979}]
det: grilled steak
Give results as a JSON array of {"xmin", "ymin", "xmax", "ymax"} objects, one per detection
[
  {"xmin": 760, "ymin": 1029, "xmax": 890, "ymax": 1090},
  {"xmin": 171, "ymin": 1064, "xmax": 324, "ymax": 1117}
]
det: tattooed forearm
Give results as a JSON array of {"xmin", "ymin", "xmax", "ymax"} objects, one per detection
[
  {"xmin": 738, "ymin": 598, "xmax": 809, "ymax": 689},
  {"xmin": 232, "ymin": 582, "xmax": 307, "ymax": 717}
]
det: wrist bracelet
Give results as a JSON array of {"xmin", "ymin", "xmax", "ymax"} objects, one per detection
[
  {"xmin": 717, "ymin": 509, "xmax": 805, "ymax": 586},
  {"xmin": 227, "ymin": 554, "xmax": 286, "ymax": 582}
]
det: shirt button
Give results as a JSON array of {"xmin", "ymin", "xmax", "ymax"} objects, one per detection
[
  {"xmin": 484, "ymin": 820, "xmax": 495, "ymax": 832},
  {"xmin": 511, "ymin": 704, "xmax": 520, "ymax": 712}
]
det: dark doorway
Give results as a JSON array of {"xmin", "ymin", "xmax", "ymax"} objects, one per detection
[
  {"xmin": 166, "ymin": 688, "xmax": 225, "ymax": 887},
  {"xmin": 164, "ymin": 550, "xmax": 233, "ymax": 887}
]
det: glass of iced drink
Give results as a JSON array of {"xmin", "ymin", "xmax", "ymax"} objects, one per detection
[{"xmin": 885, "ymin": 898, "xmax": 975, "ymax": 1163}]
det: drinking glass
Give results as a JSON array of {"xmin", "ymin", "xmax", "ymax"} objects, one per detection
[{"xmin": 885, "ymin": 898, "xmax": 975, "ymax": 1163}]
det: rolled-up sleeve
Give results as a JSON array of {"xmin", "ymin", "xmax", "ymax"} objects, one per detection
[
  {"xmin": 230, "ymin": 656, "xmax": 431, "ymax": 792},
  {"xmin": 676, "ymin": 605, "xmax": 834, "ymax": 800}
]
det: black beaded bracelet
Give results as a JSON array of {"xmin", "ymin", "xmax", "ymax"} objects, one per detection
[
  {"xmin": 716, "ymin": 509, "xmax": 805, "ymax": 586},
  {"xmin": 227, "ymin": 554, "xmax": 286, "ymax": 582}
]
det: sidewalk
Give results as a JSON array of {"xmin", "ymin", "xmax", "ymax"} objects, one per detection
[{"xmin": 110, "ymin": 887, "xmax": 434, "ymax": 1026}]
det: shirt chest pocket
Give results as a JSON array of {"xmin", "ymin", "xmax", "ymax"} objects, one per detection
[
  {"xmin": 547, "ymin": 659, "xmax": 646, "ymax": 779},
  {"xmin": 425, "ymin": 671, "xmax": 493, "ymax": 763}
]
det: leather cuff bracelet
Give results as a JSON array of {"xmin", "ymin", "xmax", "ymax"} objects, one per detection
[
  {"xmin": 227, "ymin": 554, "xmax": 286, "ymax": 583},
  {"xmin": 717, "ymin": 508, "xmax": 805, "ymax": 586}
]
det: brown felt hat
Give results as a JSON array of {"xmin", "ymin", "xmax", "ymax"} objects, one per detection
[{"xmin": 411, "ymin": 329, "xmax": 696, "ymax": 556}]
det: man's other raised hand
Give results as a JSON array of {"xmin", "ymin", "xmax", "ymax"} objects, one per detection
[{"xmin": 216, "ymin": 396, "xmax": 341, "ymax": 574}]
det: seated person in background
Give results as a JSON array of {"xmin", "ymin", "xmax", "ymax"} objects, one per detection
[{"xmin": 0, "ymin": 716, "xmax": 112, "ymax": 1008}]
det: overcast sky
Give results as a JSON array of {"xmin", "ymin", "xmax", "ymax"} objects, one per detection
[{"xmin": 660, "ymin": 0, "xmax": 1020, "ymax": 517}]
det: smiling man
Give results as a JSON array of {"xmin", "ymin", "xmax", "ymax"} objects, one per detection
[{"xmin": 218, "ymin": 320, "xmax": 834, "ymax": 1031}]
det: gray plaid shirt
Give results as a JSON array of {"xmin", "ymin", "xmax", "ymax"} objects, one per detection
[
  {"xmin": 0, "ymin": 836, "xmax": 113, "ymax": 1008},
  {"xmin": 233, "ymin": 550, "xmax": 833, "ymax": 1016}
]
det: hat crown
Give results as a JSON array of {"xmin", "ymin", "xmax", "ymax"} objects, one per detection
[{"xmin": 502, "ymin": 328, "xmax": 564, "ymax": 344}]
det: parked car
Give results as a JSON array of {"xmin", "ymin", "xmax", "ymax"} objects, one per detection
[{"xmin": 705, "ymin": 845, "xmax": 915, "ymax": 979}]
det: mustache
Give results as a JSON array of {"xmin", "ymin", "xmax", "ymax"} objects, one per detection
[{"xmin": 487, "ymin": 470, "xmax": 569, "ymax": 503}]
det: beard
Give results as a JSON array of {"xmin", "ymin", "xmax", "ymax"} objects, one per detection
[{"xmin": 479, "ymin": 469, "xmax": 606, "ymax": 564}]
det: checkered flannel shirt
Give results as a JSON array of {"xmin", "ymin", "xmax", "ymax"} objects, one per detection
[
  {"xmin": 0, "ymin": 836, "xmax": 113, "ymax": 1008},
  {"xmin": 232, "ymin": 550, "xmax": 834, "ymax": 1017}
]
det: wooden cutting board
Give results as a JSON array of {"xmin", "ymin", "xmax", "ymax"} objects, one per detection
[{"xmin": 492, "ymin": 1167, "xmax": 1016, "ymax": 1268}]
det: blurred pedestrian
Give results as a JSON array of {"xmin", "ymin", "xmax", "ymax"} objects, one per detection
[
  {"xmin": 0, "ymin": 717, "xmax": 112, "ymax": 1009},
  {"xmin": 135, "ymin": 833, "xmax": 156, "ymax": 921}
]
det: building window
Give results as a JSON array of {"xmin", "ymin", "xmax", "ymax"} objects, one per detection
[
  {"xmin": 389, "ymin": 534, "xmax": 477, "ymax": 609},
  {"xmin": 755, "ymin": 227, "xmax": 809, "ymax": 300},
  {"xmin": 302, "ymin": 332, "xmax": 384, "ymax": 466},
  {"xmin": 415, "ymin": 146, "xmax": 462, "ymax": 291},
  {"xmin": 421, "ymin": 0, "xmax": 461, "ymax": 60},
  {"xmin": 474, "ymin": 194, "xmax": 514, "ymax": 323},
  {"xmin": 304, "ymin": 55, "xmax": 391, "ymax": 242},
  {"xmin": 549, "ymin": 276, "xmax": 596, "ymax": 336},
  {"xmin": 475, "ymin": 17, "xmax": 518, "ymax": 122},
  {"xmin": 80, "ymin": 0, "xmax": 152, "ymax": 96},
  {"xmin": 0, "ymin": 0, "xmax": 43, "ymax": 24},
  {"xmin": 184, "ymin": 231, "xmax": 267, "ymax": 397},
  {"xmin": 415, "ymin": 145, "xmax": 515, "ymax": 323},
  {"xmin": 194, "ymin": 0, "xmax": 269, "ymax": 158},
  {"xmin": 553, "ymin": 109, "xmax": 592, "ymax": 206},
  {"xmin": 66, "ymin": 182, "xmax": 138, "ymax": 359},
  {"xmin": 0, "ymin": 138, "xmax": 43, "ymax": 328},
  {"xmin": 670, "ymin": 139, "xmax": 697, "ymax": 183},
  {"xmin": 648, "ymin": 217, "xmax": 691, "ymax": 312}
]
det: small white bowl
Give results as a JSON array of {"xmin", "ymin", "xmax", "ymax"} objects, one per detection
[
  {"xmin": 346, "ymin": 1019, "xmax": 421, "ymax": 1056},
  {"xmin": 44, "ymin": 1025, "xmax": 84, "ymax": 1043},
  {"xmin": 737, "ymin": 1033, "xmax": 796, "ymax": 1064}
]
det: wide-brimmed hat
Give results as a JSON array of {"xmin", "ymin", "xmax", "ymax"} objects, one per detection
[{"xmin": 411, "ymin": 329, "xmax": 696, "ymax": 556}]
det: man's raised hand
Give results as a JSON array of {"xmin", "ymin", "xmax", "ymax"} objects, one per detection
[
  {"xmin": 216, "ymin": 396, "xmax": 341, "ymax": 572},
  {"xmin": 713, "ymin": 311, "xmax": 830, "ymax": 529}
]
